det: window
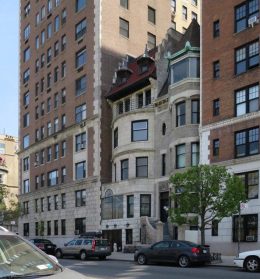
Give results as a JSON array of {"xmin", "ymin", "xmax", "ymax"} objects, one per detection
[
  {"xmin": 127, "ymin": 195, "xmax": 134, "ymax": 218},
  {"xmin": 191, "ymin": 142, "xmax": 200, "ymax": 166},
  {"xmin": 136, "ymin": 157, "xmax": 148, "ymax": 178},
  {"xmin": 35, "ymin": 59, "xmax": 39, "ymax": 73},
  {"xmin": 23, "ymin": 201, "xmax": 29, "ymax": 215},
  {"xmin": 213, "ymin": 20, "xmax": 220, "ymax": 37},
  {"xmin": 41, "ymin": 30, "xmax": 45, "ymax": 45},
  {"xmin": 61, "ymin": 9, "xmax": 67, "ymax": 24},
  {"xmin": 47, "ymin": 196, "xmax": 51, "ymax": 211},
  {"xmin": 75, "ymin": 218, "xmax": 86, "ymax": 234},
  {"xmin": 191, "ymin": 100, "xmax": 200, "ymax": 124},
  {"xmin": 102, "ymin": 194, "xmax": 123, "ymax": 220},
  {"xmin": 191, "ymin": 12, "xmax": 197, "ymax": 21},
  {"xmin": 121, "ymin": 159, "xmax": 129, "ymax": 180},
  {"xmin": 61, "ymin": 61, "xmax": 66, "ymax": 78},
  {"xmin": 192, "ymin": 0, "xmax": 197, "ymax": 5},
  {"xmin": 148, "ymin": 6, "xmax": 156, "ymax": 24},
  {"xmin": 23, "ymin": 157, "xmax": 29, "ymax": 172},
  {"xmin": 176, "ymin": 144, "xmax": 185, "ymax": 169},
  {"xmin": 54, "ymin": 117, "xmax": 59, "ymax": 133},
  {"xmin": 76, "ymin": 48, "xmax": 87, "ymax": 68},
  {"xmin": 212, "ymin": 60, "xmax": 220, "ymax": 79},
  {"xmin": 61, "ymin": 193, "xmax": 66, "ymax": 209},
  {"xmin": 75, "ymin": 190, "xmax": 86, "ymax": 207},
  {"xmin": 126, "ymin": 229, "xmax": 133, "ymax": 244},
  {"xmin": 41, "ymin": 54, "xmax": 45, "ymax": 68},
  {"xmin": 75, "ymin": 18, "xmax": 87, "ymax": 40},
  {"xmin": 117, "ymin": 101, "xmax": 123, "ymax": 114},
  {"xmin": 35, "ymin": 36, "xmax": 39, "ymax": 49},
  {"xmin": 114, "ymin": 128, "xmax": 118, "ymax": 148},
  {"xmin": 47, "ymin": 221, "xmax": 51, "ymax": 236},
  {"xmin": 182, "ymin": 5, "xmax": 187, "ymax": 20},
  {"xmin": 76, "ymin": 0, "xmax": 86, "ymax": 12},
  {"xmin": 140, "ymin": 194, "xmax": 151, "ymax": 217},
  {"xmin": 54, "ymin": 67, "xmax": 59, "ymax": 82},
  {"xmin": 61, "ymin": 88, "xmax": 66, "ymax": 104},
  {"xmin": 0, "ymin": 143, "xmax": 5, "ymax": 154},
  {"xmin": 55, "ymin": 0, "xmax": 60, "ymax": 7},
  {"xmin": 161, "ymin": 154, "xmax": 166, "ymax": 176},
  {"xmin": 61, "ymin": 35, "xmax": 66, "ymax": 50},
  {"xmin": 35, "ymin": 198, "xmax": 39, "ymax": 212},
  {"xmin": 47, "ymin": 170, "xmax": 58, "ymax": 186},
  {"xmin": 47, "ymin": 47, "xmax": 52, "ymax": 63},
  {"xmin": 40, "ymin": 149, "xmax": 45, "ymax": 164},
  {"xmin": 61, "ymin": 114, "xmax": 66, "ymax": 128},
  {"xmin": 47, "ymin": 146, "xmax": 52, "ymax": 161},
  {"xmin": 23, "ymin": 113, "xmax": 29, "ymax": 127},
  {"xmin": 41, "ymin": 174, "xmax": 45, "ymax": 187},
  {"xmin": 236, "ymin": 171, "xmax": 259, "ymax": 199},
  {"xmin": 54, "ymin": 195, "xmax": 58, "ymax": 210},
  {"xmin": 235, "ymin": 84, "xmax": 259, "ymax": 116},
  {"xmin": 162, "ymin": 123, "xmax": 166, "ymax": 135},
  {"xmin": 235, "ymin": 0, "xmax": 259, "ymax": 33},
  {"xmin": 47, "ymin": 73, "xmax": 51, "ymax": 88},
  {"xmin": 120, "ymin": 0, "xmax": 128, "ymax": 9},
  {"xmin": 23, "ymin": 179, "xmax": 30, "ymax": 194},
  {"xmin": 213, "ymin": 139, "xmax": 220, "ymax": 156},
  {"xmin": 54, "ymin": 220, "xmax": 58, "ymax": 235},
  {"xmin": 36, "ymin": 13, "xmax": 40, "ymax": 25},
  {"xmin": 212, "ymin": 220, "xmax": 219, "ymax": 236},
  {"xmin": 23, "ymin": 223, "xmax": 29, "ymax": 237},
  {"xmin": 24, "ymin": 3, "xmax": 31, "ymax": 17},
  {"xmin": 61, "ymin": 140, "xmax": 66, "ymax": 157},
  {"xmin": 145, "ymin": 90, "xmax": 151, "ymax": 106},
  {"xmin": 131, "ymin": 120, "xmax": 148, "ymax": 141},
  {"xmin": 54, "ymin": 15, "xmax": 60, "ymax": 32},
  {"xmin": 75, "ymin": 103, "xmax": 87, "ymax": 123},
  {"xmin": 61, "ymin": 167, "xmax": 66, "ymax": 183},
  {"xmin": 24, "ymin": 91, "xmax": 30, "ymax": 106},
  {"xmin": 54, "ymin": 41, "xmax": 59, "ymax": 56},
  {"xmin": 235, "ymin": 40, "xmax": 259, "ymax": 75},
  {"xmin": 176, "ymin": 102, "xmax": 186, "ymax": 127},
  {"xmin": 47, "ymin": 0, "xmax": 52, "ymax": 13},
  {"xmin": 233, "ymin": 214, "xmax": 258, "ymax": 242},
  {"xmin": 23, "ymin": 134, "xmax": 30, "ymax": 149},
  {"xmin": 54, "ymin": 143, "xmax": 59, "ymax": 159},
  {"xmin": 35, "ymin": 83, "xmax": 39, "ymax": 96},
  {"xmin": 147, "ymin": 32, "xmax": 156, "ymax": 49},
  {"xmin": 171, "ymin": 57, "xmax": 200, "ymax": 83},
  {"xmin": 47, "ymin": 122, "xmax": 52, "ymax": 136},
  {"xmin": 23, "ymin": 68, "xmax": 30, "ymax": 84},
  {"xmin": 61, "ymin": 219, "xmax": 66, "ymax": 235},
  {"xmin": 75, "ymin": 161, "xmax": 86, "ymax": 180},
  {"xmin": 75, "ymin": 132, "xmax": 86, "ymax": 151},
  {"xmin": 40, "ymin": 198, "xmax": 44, "ymax": 212},
  {"xmin": 54, "ymin": 92, "xmax": 59, "ymax": 107},
  {"xmin": 213, "ymin": 99, "xmax": 220, "ymax": 116},
  {"xmin": 235, "ymin": 127, "xmax": 259, "ymax": 157},
  {"xmin": 41, "ymin": 6, "xmax": 46, "ymax": 20},
  {"xmin": 76, "ymin": 75, "xmax": 87, "ymax": 96},
  {"xmin": 23, "ymin": 47, "xmax": 30, "ymax": 62},
  {"xmin": 119, "ymin": 18, "xmax": 129, "ymax": 38}
]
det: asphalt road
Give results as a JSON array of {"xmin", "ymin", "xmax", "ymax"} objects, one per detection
[{"xmin": 59, "ymin": 258, "xmax": 260, "ymax": 279}]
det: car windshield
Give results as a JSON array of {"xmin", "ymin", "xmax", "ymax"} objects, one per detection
[{"xmin": 0, "ymin": 235, "xmax": 61, "ymax": 278}]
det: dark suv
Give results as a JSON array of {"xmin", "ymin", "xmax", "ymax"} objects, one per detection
[
  {"xmin": 55, "ymin": 237, "xmax": 111, "ymax": 261},
  {"xmin": 134, "ymin": 240, "xmax": 210, "ymax": 267},
  {"xmin": 30, "ymin": 238, "xmax": 57, "ymax": 255}
]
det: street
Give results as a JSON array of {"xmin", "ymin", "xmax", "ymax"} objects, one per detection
[{"xmin": 60, "ymin": 258, "xmax": 260, "ymax": 279}]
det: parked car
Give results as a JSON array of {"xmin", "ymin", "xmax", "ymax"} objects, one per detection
[
  {"xmin": 30, "ymin": 238, "xmax": 57, "ymax": 255},
  {"xmin": 55, "ymin": 237, "xmax": 111, "ymax": 261},
  {"xmin": 134, "ymin": 240, "xmax": 210, "ymax": 267},
  {"xmin": 234, "ymin": 250, "xmax": 260, "ymax": 272},
  {"xmin": 0, "ymin": 227, "xmax": 87, "ymax": 278}
]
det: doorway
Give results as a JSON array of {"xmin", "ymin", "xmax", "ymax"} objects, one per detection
[
  {"xmin": 102, "ymin": 229, "xmax": 122, "ymax": 251},
  {"xmin": 160, "ymin": 191, "xmax": 169, "ymax": 223}
]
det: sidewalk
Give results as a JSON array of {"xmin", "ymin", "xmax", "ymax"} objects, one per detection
[{"xmin": 109, "ymin": 252, "xmax": 235, "ymax": 267}]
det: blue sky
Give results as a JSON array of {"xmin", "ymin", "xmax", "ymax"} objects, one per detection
[{"xmin": 0, "ymin": 2, "xmax": 19, "ymax": 137}]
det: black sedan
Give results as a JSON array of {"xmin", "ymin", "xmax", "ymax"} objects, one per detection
[
  {"xmin": 134, "ymin": 240, "xmax": 210, "ymax": 267},
  {"xmin": 30, "ymin": 238, "xmax": 57, "ymax": 255}
]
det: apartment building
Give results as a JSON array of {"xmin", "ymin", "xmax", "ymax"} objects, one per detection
[
  {"xmin": 201, "ymin": 0, "xmax": 260, "ymax": 254},
  {"xmin": 18, "ymin": 0, "xmax": 174, "ymax": 244},
  {"xmin": 0, "ymin": 135, "xmax": 19, "ymax": 208}
]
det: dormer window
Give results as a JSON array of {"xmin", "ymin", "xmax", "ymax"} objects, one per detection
[{"xmin": 139, "ymin": 63, "xmax": 149, "ymax": 74}]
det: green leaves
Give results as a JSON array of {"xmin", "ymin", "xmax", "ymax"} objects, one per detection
[{"xmin": 169, "ymin": 165, "xmax": 246, "ymax": 244}]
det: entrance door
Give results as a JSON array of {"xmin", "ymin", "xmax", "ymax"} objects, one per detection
[
  {"xmin": 102, "ymin": 229, "xmax": 122, "ymax": 251},
  {"xmin": 160, "ymin": 192, "xmax": 169, "ymax": 223}
]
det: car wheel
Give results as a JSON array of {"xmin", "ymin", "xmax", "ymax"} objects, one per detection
[
  {"xmin": 137, "ymin": 254, "xmax": 147, "ymax": 265},
  {"xmin": 244, "ymin": 256, "xmax": 260, "ymax": 272},
  {"xmin": 80, "ymin": 250, "xmax": 87, "ymax": 261},
  {"xmin": 178, "ymin": 255, "xmax": 190, "ymax": 268},
  {"xmin": 55, "ymin": 249, "xmax": 63, "ymax": 259},
  {"xmin": 99, "ymin": 256, "xmax": 106, "ymax": 260}
]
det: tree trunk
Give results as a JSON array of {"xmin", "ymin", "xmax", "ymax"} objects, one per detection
[{"xmin": 201, "ymin": 226, "xmax": 205, "ymax": 245}]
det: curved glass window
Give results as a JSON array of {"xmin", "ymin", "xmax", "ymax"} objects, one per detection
[{"xmin": 171, "ymin": 57, "xmax": 200, "ymax": 84}]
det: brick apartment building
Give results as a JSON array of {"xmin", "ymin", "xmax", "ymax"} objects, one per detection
[
  {"xmin": 18, "ymin": 0, "xmax": 197, "ymax": 244},
  {"xmin": 201, "ymin": 0, "xmax": 260, "ymax": 254}
]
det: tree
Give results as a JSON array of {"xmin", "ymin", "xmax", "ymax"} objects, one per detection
[{"xmin": 169, "ymin": 164, "xmax": 246, "ymax": 245}]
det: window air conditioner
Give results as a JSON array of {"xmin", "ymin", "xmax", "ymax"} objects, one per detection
[
  {"xmin": 246, "ymin": 235, "xmax": 256, "ymax": 241},
  {"xmin": 248, "ymin": 16, "xmax": 259, "ymax": 27}
]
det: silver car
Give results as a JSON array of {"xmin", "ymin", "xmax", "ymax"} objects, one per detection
[
  {"xmin": 55, "ymin": 238, "xmax": 111, "ymax": 261},
  {"xmin": 0, "ymin": 227, "xmax": 87, "ymax": 278}
]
